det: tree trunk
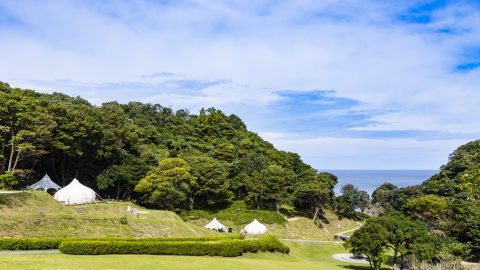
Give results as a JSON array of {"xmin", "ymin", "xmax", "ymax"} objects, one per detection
[
  {"xmin": 392, "ymin": 248, "xmax": 398, "ymax": 270},
  {"xmin": 12, "ymin": 148, "xmax": 22, "ymax": 172},
  {"xmin": 7, "ymin": 129, "xmax": 15, "ymax": 172},
  {"xmin": 313, "ymin": 207, "xmax": 321, "ymax": 222}
]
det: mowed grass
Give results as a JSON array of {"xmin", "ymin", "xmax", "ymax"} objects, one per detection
[
  {"xmin": 188, "ymin": 210, "xmax": 361, "ymax": 241},
  {"xmin": 0, "ymin": 191, "xmax": 215, "ymax": 238},
  {"xmin": 0, "ymin": 242, "xmax": 384, "ymax": 270}
]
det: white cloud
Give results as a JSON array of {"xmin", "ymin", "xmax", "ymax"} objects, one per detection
[
  {"xmin": 259, "ymin": 132, "xmax": 471, "ymax": 170},
  {"xmin": 1, "ymin": 0, "xmax": 480, "ymax": 168}
]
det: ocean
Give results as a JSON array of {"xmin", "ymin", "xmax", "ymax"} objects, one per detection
[{"xmin": 325, "ymin": 170, "xmax": 438, "ymax": 195}]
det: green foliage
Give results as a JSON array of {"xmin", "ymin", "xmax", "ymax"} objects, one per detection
[
  {"xmin": 184, "ymin": 155, "xmax": 233, "ymax": 208},
  {"xmin": 0, "ymin": 171, "xmax": 18, "ymax": 189},
  {"xmin": 459, "ymin": 165, "xmax": 480, "ymax": 201},
  {"xmin": 404, "ymin": 194, "xmax": 447, "ymax": 222},
  {"xmin": 0, "ymin": 235, "xmax": 243, "ymax": 250},
  {"xmin": 135, "ymin": 158, "xmax": 196, "ymax": 211},
  {"xmin": 344, "ymin": 222, "xmax": 387, "ymax": 270},
  {"xmin": 293, "ymin": 170, "xmax": 334, "ymax": 220},
  {"xmin": 57, "ymin": 235, "xmax": 286, "ymax": 257},
  {"xmin": 0, "ymin": 82, "xmax": 335, "ymax": 221},
  {"xmin": 371, "ymin": 182, "xmax": 397, "ymax": 207},
  {"xmin": 336, "ymin": 184, "xmax": 370, "ymax": 219},
  {"xmin": 59, "ymin": 240, "xmax": 244, "ymax": 257},
  {"xmin": 181, "ymin": 201, "xmax": 286, "ymax": 225},
  {"xmin": 345, "ymin": 213, "xmax": 440, "ymax": 269},
  {"xmin": 444, "ymin": 199, "xmax": 480, "ymax": 260},
  {"xmin": 239, "ymin": 235, "xmax": 289, "ymax": 254}
]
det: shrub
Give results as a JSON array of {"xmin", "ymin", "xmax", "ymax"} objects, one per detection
[
  {"xmin": 59, "ymin": 240, "xmax": 243, "ymax": 257},
  {"xmin": 240, "ymin": 236, "xmax": 289, "ymax": 254},
  {"xmin": 0, "ymin": 238, "xmax": 62, "ymax": 250},
  {"xmin": 0, "ymin": 172, "xmax": 18, "ymax": 189},
  {"xmin": 0, "ymin": 235, "xmax": 243, "ymax": 250}
]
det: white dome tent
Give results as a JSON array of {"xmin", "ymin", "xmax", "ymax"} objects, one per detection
[
  {"xmin": 54, "ymin": 178, "xmax": 96, "ymax": 205},
  {"xmin": 27, "ymin": 174, "xmax": 61, "ymax": 191},
  {"xmin": 243, "ymin": 219, "xmax": 267, "ymax": 235},
  {"xmin": 203, "ymin": 218, "xmax": 227, "ymax": 232}
]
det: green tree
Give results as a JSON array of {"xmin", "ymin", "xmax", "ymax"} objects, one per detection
[
  {"xmin": 344, "ymin": 222, "xmax": 388, "ymax": 270},
  {"xmin": 185, "ymin": 155, "xmax": 233, "ymax": 208},
  {"xmin": 459, "ymin": 165, "xmax": 480, "ymax": 201},
  {"xmin": 293, "ymin": 169, "xmax": 333, "ymax": 221},
  {"xmin": 336, "ymin": 184, "xmax": 370, "ymax": 218},
  {"xmin": 246, "ymin": 164, "xmax": 294, "ymax": 210},
  {"xmin": 134, "ymin": 158, "xmax": 196, "ymax": 211},
  {"xmin": 372, "ymin": 182, "xmax": 398, "ymax": 208},
  {"xmin": 376, "ymin": 212, "xmax": 432, "ymax": 268},
  {"xmin": 404, "ymin": 194, "xmax": 447, "ymax": 223}
]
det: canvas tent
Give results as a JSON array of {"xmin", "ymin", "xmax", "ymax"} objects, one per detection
[
  {"xmin": 243, "ymin": 219, "xmax": 267, "ymax": 234},
  {"xmin": 27, "ymin": 174, "xmax": 61, "ymax": 191},
  {"xmin": 54, "ymin": 178, "xmax": 96, "ymax": 205},
  {"xmin": 204, "ymin": 218, "xmax": 226, "ymax": 231}
]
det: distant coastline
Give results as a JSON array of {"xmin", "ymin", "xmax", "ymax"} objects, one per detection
[{"xmin": 325, "ymin": 170, "xmax": 438, "ymax": 195}]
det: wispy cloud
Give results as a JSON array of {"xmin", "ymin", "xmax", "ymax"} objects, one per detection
[{"xmin": 1, "ymin": 0, "xmax": 480, "ymax": 168}]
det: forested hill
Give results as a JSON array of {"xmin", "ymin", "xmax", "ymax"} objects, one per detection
[{"xmin": 0, "ymin": 82, "xmax": 337, "ymax": 213}]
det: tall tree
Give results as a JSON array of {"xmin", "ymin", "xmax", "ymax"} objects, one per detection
[
  {"xmin": 134, "ymin": 158, "xmax": 196, "ymax": 211},
  {"xmin": 184, "ymin": 155, "xmax": 233, "ymax": 208}
]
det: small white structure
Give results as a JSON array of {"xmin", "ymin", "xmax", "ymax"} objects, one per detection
[
  {"xmin": 243, "ymin": 219, "xmax": 267, "ymax": 235},
  {"xmin": 204, "ymin": 218, "xmax": 226, "ymax": 231},
  {"xmin": 54, "ymin": 178, "xmax": 96, "ymax": 205},
  {"xmin": 27, "ymin": 174, "xmax": 61, "ymax": 191}
]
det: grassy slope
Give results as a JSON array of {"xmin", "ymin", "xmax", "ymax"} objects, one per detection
[
  {"xmin": 0, "ymin": 191, "xmax": 215, "ymax": 238},
  {"xmin": 0, "ymin": 242, "xmax": 386, "ymax": 270},
  {"xmin": 188, "ymin": 210, "xmax": 361, "ymax": 241}
]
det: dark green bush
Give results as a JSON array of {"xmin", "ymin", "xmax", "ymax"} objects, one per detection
[
  {"xmin": 59, "ymin": 240, "xmax": 243, "ymax": 257},
  {"xmin": 240, "ymin": 236, "xmax": 289, "ymax": 254},
  {"xmin": 0, "ymin": 238, "xmax": 62, "ymax": 250},
  {"xmin": 0, "ymin": 235, "xmax": 242, "ymax": 250}
]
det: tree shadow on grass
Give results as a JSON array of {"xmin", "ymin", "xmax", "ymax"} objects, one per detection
[{"xmin": 337, "ymin": 265, "xmax": 390, "ymax": 270}]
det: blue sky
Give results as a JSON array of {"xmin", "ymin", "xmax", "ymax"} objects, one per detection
[{"xmin": 1, "ymin": 0, "xmax": 480, "ymax": 169}]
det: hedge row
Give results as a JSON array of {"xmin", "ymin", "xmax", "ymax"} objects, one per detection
[
  {"xmin": 59, "ymin": 240, "xmax": 244, "ymax": 257},
  {"xmin": 240, "ymin": 236, "xmax": 289, "ymax": 254},
  {"xmin": 58, "ymin": 236, "xmax": 289, "ymax": 256},
  {"xmin": 0, "ymin": 235, "xmax": 242, "ymax": 250}
]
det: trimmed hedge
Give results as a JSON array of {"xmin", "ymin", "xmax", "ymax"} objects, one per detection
[
  {"xmin": 0, "ymin": 235, "xmax": 243, "ymax": 250},
  {"xmin": 240, "ymin": 236, "xmax": 289, "ymax": 254},
  {"xmin": 59, "ymin": 240, "xmax": 243, "ymax": 257},
  {"xmin": 58, "ymin": 236, "xmax": 289, "ymax": 256}
]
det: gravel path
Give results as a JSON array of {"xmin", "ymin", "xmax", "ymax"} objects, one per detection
[
  {"xmin": 332, "ymin": 253, "xmax": 369, "ymax": 264},
  {"xmin": 0, "ymin": 249, "xmax": 59, "ymax": 255}
]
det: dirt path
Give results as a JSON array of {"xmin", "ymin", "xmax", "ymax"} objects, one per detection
[{"xmin": 0, "ymin": 250, "xmax": 59, "ymax": 255}]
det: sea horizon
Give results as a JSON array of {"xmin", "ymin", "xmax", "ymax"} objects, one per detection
[{"xmin": 323, "ymin": 169, "xmax": 438, "ymax": 195}]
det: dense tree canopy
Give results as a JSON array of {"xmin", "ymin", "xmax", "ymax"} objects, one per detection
[{"xmin": 0, "ymin": 82, "xmax": 337, "ymax": 217}]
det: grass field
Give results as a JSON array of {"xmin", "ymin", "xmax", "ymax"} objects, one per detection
[
  {"xmin": 0, "ymin": 241, "xmax": 385, "ymax": 270},
  {"xmin": 0, "ymin": 191, "xmax": 215, "ymax": 238},
  {"xmin": 188, "ymin": 211, "xmax": 361, "ymax": 241}
]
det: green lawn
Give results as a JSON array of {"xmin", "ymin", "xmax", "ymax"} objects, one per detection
[
  {"xmin": 0, "ymin": 242, "xmax": 386, "ymax": 270},
  {"xmin": 0, "ymin": 191, "xmax": 215, "ymax": 238}
]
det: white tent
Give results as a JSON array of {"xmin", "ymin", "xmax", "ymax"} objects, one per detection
[
  {"xmin": 28, "ymin": 174, "xmax": 61, "ymax": 191},
  {"xmin": 204, "ymin": 218, "xmax": 226, "ymax": 231},
  {"xmin": 54, "ymin": 178, "xmax": 96, "ymax": 205},
  {"xmin": 243, "ymin": 219, "xmax": 267, "ymax": 235}
]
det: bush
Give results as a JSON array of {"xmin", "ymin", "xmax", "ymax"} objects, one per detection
[
  {"xmin": 59, "ymin": 240, "xmax": 243, "ymax": 257},
  {"xmin": 240, "ymin": 236, "xmax": 289, "ymax": 254},
  {"xmin": 0, "ymin": 172, "xmax": 18, "ymax": 189},
  {"xmin": 0, "ymin": 238, "xmax": 62, "ymax": 250},
  {"xmin": 0, "ymin": 235, "xmax": 243, "ymax": 250}
]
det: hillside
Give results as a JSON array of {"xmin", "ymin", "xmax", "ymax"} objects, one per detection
[
  {"xmin": 0, "ymin": 82, "xmax": 337, "ymax": 220},
  {"xmin": 0, "ymin": 191, "xmax": 214, "ymax": 238}
]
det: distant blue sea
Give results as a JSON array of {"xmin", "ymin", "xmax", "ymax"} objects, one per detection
[{"xmin": 325, "ymin": 170, "xmax": 438, "ymax": 195}]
